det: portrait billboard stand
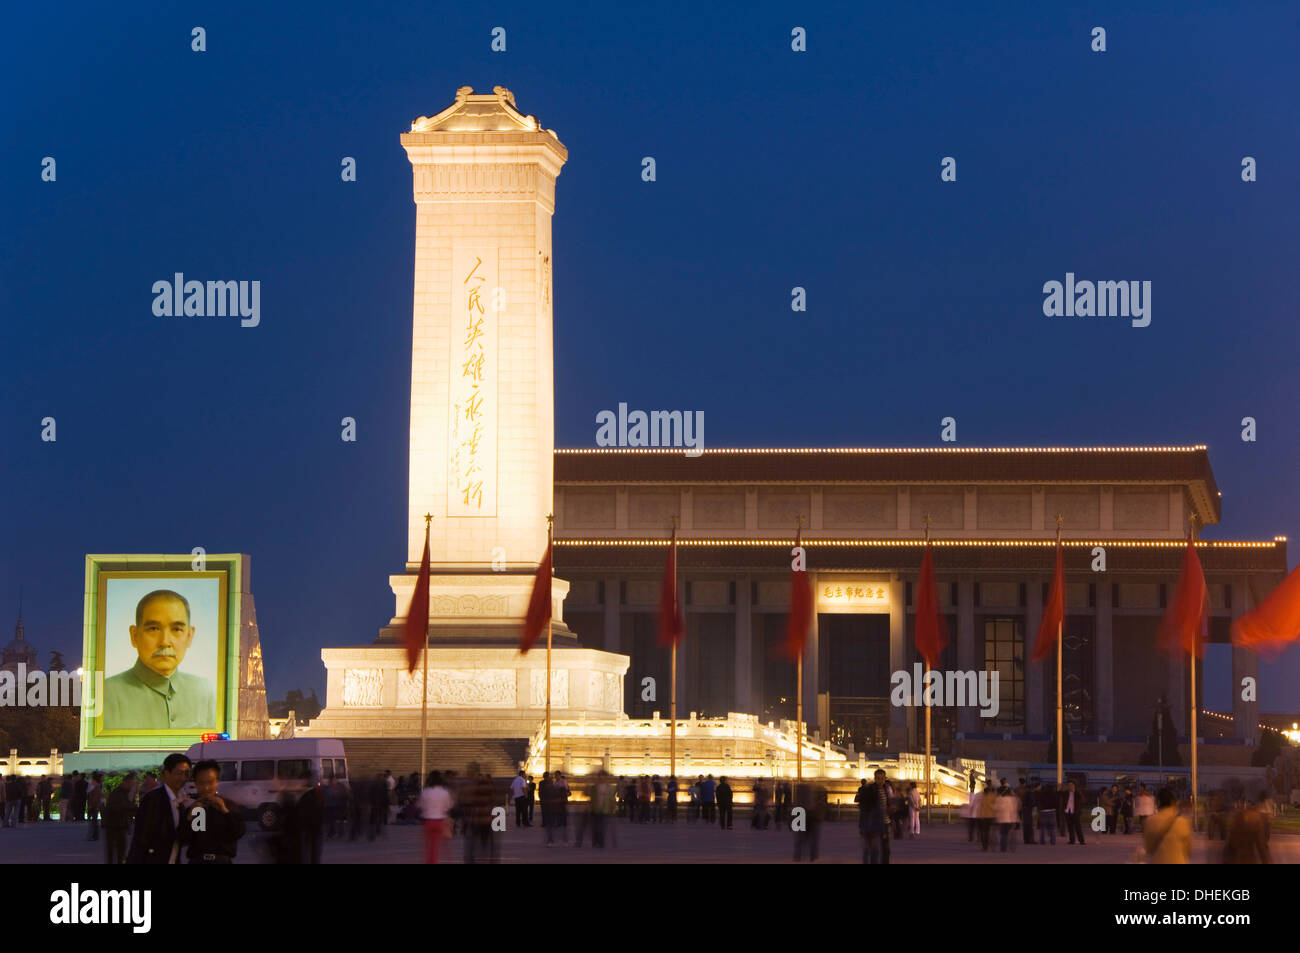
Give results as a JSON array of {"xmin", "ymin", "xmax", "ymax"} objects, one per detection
[{"xmin": 65, "ymin": 553, "xmax": 270, "ymax": 775}]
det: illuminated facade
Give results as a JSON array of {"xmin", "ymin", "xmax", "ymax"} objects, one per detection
[
  {"xmin": 550, "ymin": 446, "xmax": 1287, "ymax": 767},
  {"xmin": 311, "ymin": 89, "xmax": 1285, "ymax": 778}
]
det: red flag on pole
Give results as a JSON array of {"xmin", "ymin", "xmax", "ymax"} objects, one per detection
[
  {"xmin": 520, "ymin": 539, "xmax": 553, "ymax": 655},
  {"xmin": 658, "ymin": 530, "xmax": 685, "ymax": 647},
  {"xmin": 1157, "ymin": 536, "xmax": 1208, "ymax": 659},
  {"xmin": 1232, "ymin": 564, "xmax": 1300, "ymax": 660},
  {"xmin": 915, "ymin": 540, "xmax": 949, "ymax": 669},
  {"xmin": 782, "ymin": 530, "xmax": 814, "ymax": 661},
  {"xmin": 403, "ymin": 519, "xmax": 432, "ymax": 673},
  {"xmin": 1031, "ymin": 538, "xmax": 1066, "ymax": 664}
]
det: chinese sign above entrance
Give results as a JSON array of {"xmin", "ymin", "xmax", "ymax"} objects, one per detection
[{"xmin": 817, "ymin": 577, "xmax": 890, "ymax": 612}]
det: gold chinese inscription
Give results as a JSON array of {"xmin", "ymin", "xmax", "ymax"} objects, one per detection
[{"xmin": 448, "ymin": 248, "xmax": 497, "ymax": 516}]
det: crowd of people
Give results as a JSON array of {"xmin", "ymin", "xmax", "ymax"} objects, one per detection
[{"xmin": 7, "ymin": 760, "xmax": 1284, "ymax": 865}]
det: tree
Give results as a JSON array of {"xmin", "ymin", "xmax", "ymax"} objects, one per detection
[
  {"xmin": 49, "ymin": 651, "xmax": 66, "ymax": 672},
  {"xmin": 1139, "ymin": 696, "xmax": 1181, "ymax": 767},
  {"xmin": 1046, "ymin": 719, "xmax": 1074, "ymax": 764},
  {"xmin": 1252, "ymin": 728, "xmax": 1284, "ymax": 768}
]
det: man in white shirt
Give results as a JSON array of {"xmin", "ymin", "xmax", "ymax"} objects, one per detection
[{"xmin": 509, "ymin": 770, "xmax": 530, "ymax": 827}]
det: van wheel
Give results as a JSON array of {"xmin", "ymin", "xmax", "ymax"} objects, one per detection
[{"xmin": 258, "ymin": 803, "xmax": 281, "ymax": 831}]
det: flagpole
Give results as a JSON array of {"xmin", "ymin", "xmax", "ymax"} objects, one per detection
[
  {"xmin": 420, "ymin": 513, "xmax": 432, "ymax": 785},
  {"xmin": 795, "ymin": 516, "xmax": 805, "ymax": 783},
  {"xmin": 545, "ymin": 514, "xmax": 554, "ymax": 774},
  {"xmin": 1055, "ymin": 514, "xmax": 1064, "ymax": 789},
  {"xmin": 670, "ymin": 518, "xmax": 678, "ymax": 782},
  {"xmin": 1189, "ymin": 514, "xmax": 1199, "ymax": 828},
  {"xmin": 923, "ymin": 514, "xmax": 933, "ymax": 822}
]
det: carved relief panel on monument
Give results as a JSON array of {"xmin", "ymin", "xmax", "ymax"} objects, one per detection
[
  {"xmin": 342, "ymin": 668, "xmax": 384, "ymax": 707},
  {"xmin": 587, "ymin": 671, "xmax": 621, "ymax": 712},
  {"xmin": 529, "ymin": 669, "xmax": 569, "ymax": 708},
  {"xmin": 398, "ymin": 669, "xmax": 516, "ymax": 707}
]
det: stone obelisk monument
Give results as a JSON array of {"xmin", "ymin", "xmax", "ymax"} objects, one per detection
[{"xmin": 313, "ymin": 88, "xmax": 626, "ymax": 744}]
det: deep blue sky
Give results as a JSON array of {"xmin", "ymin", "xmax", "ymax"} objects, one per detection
[{"xmin": 3, "ymin": 1, "xmax": 1299, "ymax": 713}]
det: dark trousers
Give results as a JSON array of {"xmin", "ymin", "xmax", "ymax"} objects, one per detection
[
  {"xmin": 591, "ymin": 814, "xmax": 608, "ymax": 847},
  {"xmin": 863, "ymin": 832, "xmax": 884, "ymax": 864},
  {"xmin": 515, "ymin": 796, "xmax": 529, "ymax": 827},
  {"xmin": 40, "ymin": 797, "xmax": 52, "ymax": 821},
  {"xmin": 1106, "ymin": 812, "xmax": 1116, "ymax": 834},
  {"xmin": 967, "ymin": 816, "xmax": 977, "ymax": 841},
  {"xmin": 793, "ymin": 823, "xmax": 820, "ymax": 862},
  {"xmin": 86, "ymin": 811, "xmax": 100, "ymax": 840},
  {"xmin": 978, "ymin": 818, "xmax": 992, "ymax": 850},
  {"xmin": 1065, "ymin": 811, "xmax": 1085, "ymax": 844},
  {"xmin": 702, "ymin": 803, "xmax": 716, "ymax": 823},
  {"xmin": 104, "ymin": 827, "xmax": 127, "ymax": 864},
  {"xmin": 999, "ymin": 821, "xmax": 1013, "ymax": 851},
  {"xmin": 718, "ymin": 804, "xmax": 733, "ymax": 829},
  {"xmin": 1021, "ymin": 810, "xmax": 1035, "ymax": 843}
]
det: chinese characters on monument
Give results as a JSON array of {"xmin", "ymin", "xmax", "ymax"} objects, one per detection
[{"xmin": 447, "ymin": 247, "xmax": 498, "ymax": 516}]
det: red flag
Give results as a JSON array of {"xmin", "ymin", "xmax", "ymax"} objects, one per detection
[
  {"xmin": 658, "ymin": 531, "xmax": 685, "ymax": 647},
  {"xmin": 782, "ymin": 530, "xmax": 814, "ymax": 661},
  {"xmin": 915, "ymin": 540, "xmax": 949, "ymax": 669},
  {"xmin": 520, "ymin": 539, "xmax": 552, "ymax": 655},
  {"xmin": 1157, "ymin": 536, "xmax": 1208, "ymax": 659},
  {"xmin": 403, "ymin": 520, "xmax": 432, "ymax": 673},
  {"xmin": 1232, "ymin": 564, "xmax": 1300, "ymax": 660},
  {"xmin": 1031, "ymin": 538, "xmax": 1066, "ymax": 664}
]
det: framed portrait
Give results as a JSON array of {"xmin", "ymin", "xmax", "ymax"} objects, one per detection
[{"xmin": 81, "ymin": 555, "xmax": 242, "ymax": 749}]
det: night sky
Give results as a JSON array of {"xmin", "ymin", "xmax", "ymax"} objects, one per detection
[{"xmin": 3, "ymin": 1, "xmax": 1299, "ymax": 712}]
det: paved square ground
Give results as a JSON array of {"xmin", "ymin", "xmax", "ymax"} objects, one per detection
[{"xmin": 2, "ymin": 815, "xmax": 1294, "ymax": 864}]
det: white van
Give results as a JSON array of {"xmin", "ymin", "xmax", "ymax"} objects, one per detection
[{"xmin": 184, "ymin": 738, "xmax": 348, "ymax": 830}]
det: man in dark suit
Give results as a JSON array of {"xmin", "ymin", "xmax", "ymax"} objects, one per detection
[
  {"xmin": 126, "ymin": 753, "xmax": 192, "ymax": 864},
  {"xmin": 1062, "ymin": 779, "xmax": 1087, "ymax": 845}
]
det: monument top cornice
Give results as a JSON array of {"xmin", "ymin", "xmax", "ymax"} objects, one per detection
[
  {"xmin": 407, "ymin": 86, "xmax": 558, "ymax": 137},
  {"xmin": 402, "ymin": 86, "xmax": 567, "ymax": 169}
]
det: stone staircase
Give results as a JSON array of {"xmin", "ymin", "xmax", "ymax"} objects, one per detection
[{"xmin": 339, "ymin": 737, "xmax": 528, "ymax": 780}]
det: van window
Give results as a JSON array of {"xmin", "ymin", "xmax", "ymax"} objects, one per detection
[
  {"xmin": 321, "ymin": 759, "xmax": 335, "ymax": 780},
  {"xmin": 218, "ymin": 761, "xmax": 238, "ymax": 782},
  {"xmin": 277, "ymin": 759, "xmax": 312, "ymax": 780},
  {"xmin": 242, "ymin": 760, "xmax": 274, "ymax": 781},
  {"xmin": 334, "ymin": 759, "xmax": 347, "ymax": 779}
]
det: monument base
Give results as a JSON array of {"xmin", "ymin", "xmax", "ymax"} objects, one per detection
[{"xmin": 312, "ymin": 645, "xmax": 629, "ymax": 740}]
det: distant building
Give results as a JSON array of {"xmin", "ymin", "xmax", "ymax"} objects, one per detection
[{"xmin": 1, "ymin": 613, "xmax": 39, "ymax": 676}]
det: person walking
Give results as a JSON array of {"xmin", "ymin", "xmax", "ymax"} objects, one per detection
[
  {"xmin": 977, "ymin": 782, "xmax": 997, "ymax": 851},
  {"xmin": 995, "ymin": 784, "xmax": 1019, "ymax": 852},
  {"xmin": 1143, "ymin": 788, "xmax": 1191, "ymax": 864},
  {"xmin": 686, "ymin": 778, "xmax": 699, "ymax": 823},
  {"xmin": 86, "ymin": 772, "xmax": 104, "ymax": 841},
  {"xmin": 1036, "ymin": 783, "xmax": 1058, "ymax": 846},
  {"xmin": 855, "ymin": 773, "xmax": 889, "ymax": 864},
  {"xmin": 539, "ymin": 772, "xmax": 556, "ymax": 843},
  {"xmin": 58, "ymin": 774, "xmax": 72, "ymax": 822},
  {"xmin": 907, "ymin": 781, "xmax": 921, "ymax": 838},
  {"xmin": 965, "ymin": 786, "xmax": 980, "ymax": 843},
  {"xmin": 700, "ymin": 775, "xmax": 717, "ymax": 825},
  {"xmin": 37, "ymin": 776, "xmax": 53, "ymax": 821},
  {"xmin": 102, "ymin": 773, "xmax": 137, "ymax": 864},
  {"xmin": 554, "ymin": 771, "xmax": 571, "ymax": 843},
  {"xmin": 1062, "ymin": 780, "xmax": 1086, "ymax": 845},
  {"xmin": 418, "ymin": 771, "xmax": 453, "ymax": 863},
  {"xmin": 717, "ymin": 777, "xmax": 734, "ymax": 830},
  {"xmin": 510, "ymin": 770, "xmax": 529, "ymax": 828},
  {"xmin": 1120, "ymin": 787, "xmax": 1134, "ymax": 834},
  {"xmin": 637, "ymin": 775, "xmax": 652, "ymax": 824},
  {"xmin": 1104, "ymin": 784, "xmax": 1119, "ymax": 834},
  {"xmin": 1134, "ymin": 784, "xmax": 1155, "ymax": 832},
  {"xmin": 72, "ymin": 771, "xmax": 88, "ymax": 822},
  {"xmin": 590, "ymin": 770, "xmax": 616, "ymax": 848},
  {"xmin": 1224, "ymin": 795, "xmax": 1271, "ymax": 864},
  {"xmin": 666, "ymin": 775, "xmax": 678, "ymax": 823},
  {"xmin": 525, "ymin": 775, "xmax": 536, "ymax": 825},
  {"xmin": 1017, "ymin": 779, "xmax": 1035, "ymax": 845}
]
